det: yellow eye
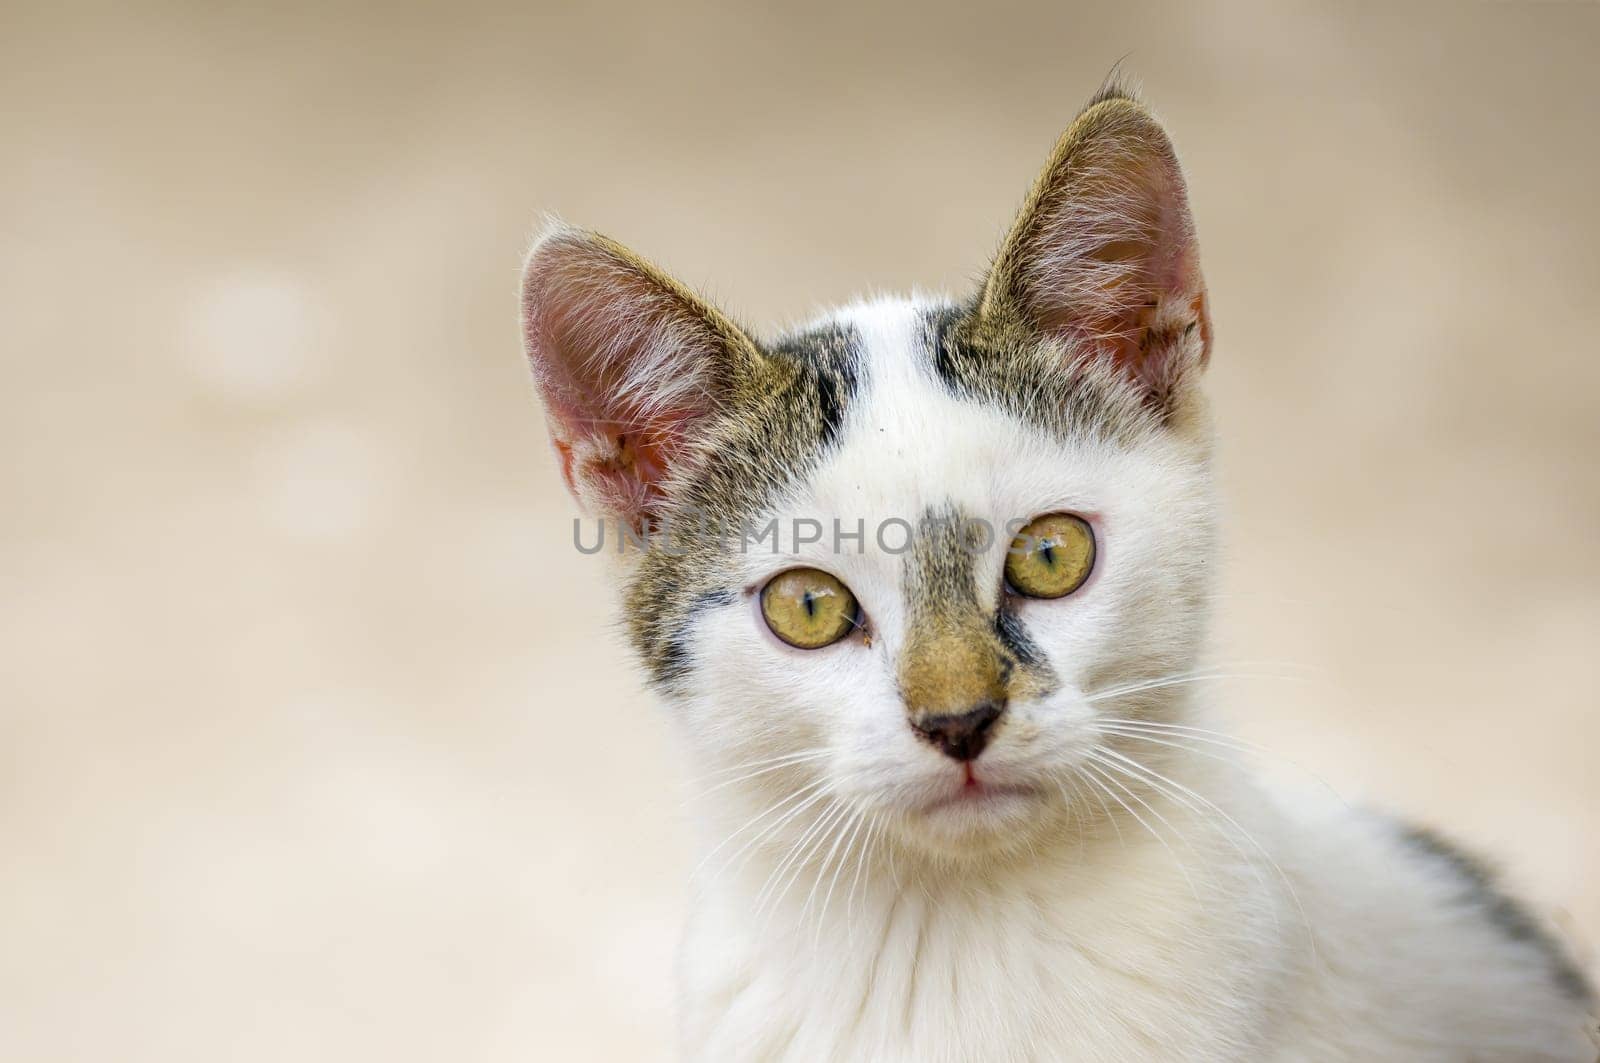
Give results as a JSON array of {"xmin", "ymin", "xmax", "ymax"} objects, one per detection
[
  {"xmin": 1006, "ymin": 513, "xmax": 1096, "ymax": 599},
  {"xmin": 760, "ymin": 568, "xmax": 860, "ymax": 649}
]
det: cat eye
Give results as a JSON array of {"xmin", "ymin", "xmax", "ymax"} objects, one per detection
[
  {"xmin": 1006, "ymin": 513, "xmax": 1096, "ymax": 599},
  {"xmin": 760, "ymin": 568, "xmax": 860, "ymax": 649}
]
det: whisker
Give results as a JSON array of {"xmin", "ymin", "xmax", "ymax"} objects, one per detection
[
  {"xmin": 845, "ymin": 813, "xmax": 881, "ymax": 942},
  {"xmin": 1049, "ymin": 774, "xmax": 1086, "ymax": 862},
  {"xmin": 1086, "ymin": 667, "xmax": 1309, "ymax": 705},
  {"xmin": 1079, "ymin": 759, "xmax": 1202, "ymax": 903},
  {"xmin": 800, "ymin": 805, "xmax": 858, "ymax": 933},
  {"xmin": 1089, "ymin": 747, "xmax": 1268, "ymax": 902},
  {"xmin": 684, "ymin": 749, "xmax": 831, "ymax": 792},
  {"xmin": 1098, "ymin": 717, "xmax": 1261, "ymax": 750},
  {"xmin": 1072, "ymin": 765, "xmax": 1126, "ymax": 848},
  {"xmin": 692, "ymin": 776, "xmax": 831, "ymax": 885},
  {"xmin": 1096, "ymin": 726, "xmax": 1255, "ymax": 769},
  {"xmin": 726, "ymin": 785, "xmax": 838, "ymax": 881},
  {"xmin": 1097, "ymin": 718, "xmax": 1348, "ymax": 803},
  {"xmin": 756, "ymin": 799, "xmax": 850, "ymax": 925},
  {"xmin": 751, "ymin": 802, "xmax": 831, "ymax": 922},
  {"xmin": 769, "ymin": 800, "xmax": 856, "ymax": 932},
  {"xmin": 700, "ymin": 747, "xmax": 829, "ymax": 776},
  {"xmin": 1091, "ymin": 745, "xmax": 1318, "ymax": 960},
  {"xmin": 810, "ymin": 808, "xmax": 869, "ymax": 948}
]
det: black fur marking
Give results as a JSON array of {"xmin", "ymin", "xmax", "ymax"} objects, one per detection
[
  {"xmin": 652, "ymin": 587, "xmax": 737, "ymax": 690},
  {"xmin": 919, "ymin": 304, "xmax": 1155, "ymax": 450},
  {"xmin": 1399, "ymin": 824, "xmax": 1593, "ymax": 1004},
  {"xmin": 993, "ymin": 603, "xmax": 1043, "ymax": 667},
  {"xmin": 766, "ymin": 322, "xmax": 861, "ymax": 451},
  {"xmin": 926, "ymin": 303, "xmax": 967, "ymax": 395},
  {"xmin": 814, "ymin": 370, "xmax": 844, "ymax": 448}
]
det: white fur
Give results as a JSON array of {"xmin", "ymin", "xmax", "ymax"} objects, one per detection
[{"xmin": 661, "ymin": 298, "xmax": 1593, "ymax": 1061}]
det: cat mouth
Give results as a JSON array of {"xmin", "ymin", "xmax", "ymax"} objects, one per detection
[{"xmin": 919, "ymin": 776, "xmax": 1038, "ymax": 816}]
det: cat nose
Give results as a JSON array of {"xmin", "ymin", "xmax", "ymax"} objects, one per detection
[{"xmin": 911, "ymin": 702, "xmax": 1004, "ymax": 762}]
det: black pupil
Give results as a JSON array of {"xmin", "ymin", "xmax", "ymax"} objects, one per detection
[
  {"xmin": 1040, "ymin": 538, "xmax": 1057, "ymax": 568},
  {"xmin": 803, "ymin": 590, "xmax": 816, "ymax": 618}
]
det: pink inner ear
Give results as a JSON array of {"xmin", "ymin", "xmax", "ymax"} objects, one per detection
[
  {"xmin": 539, "ymin": 388, "xmax": 689, "ymax": 517},
  {"xmin": 523, "ymin": 231, "xmax": 720, "ymax": 519},
  {"xmin": 1019, "ymin": 133, "xmax": 1212, "ymax": 400}
]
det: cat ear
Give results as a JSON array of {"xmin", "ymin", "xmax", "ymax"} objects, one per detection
[
  {"xmin": 521, "ymin": 221, "xmax": 761, "ymax": 520},
  {"xmin": 979, "ymin": 91, "xmax": 1212, "ymax": 408}
]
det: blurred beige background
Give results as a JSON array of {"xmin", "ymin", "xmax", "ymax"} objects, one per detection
[{"xmin": 3, "ymin": 1, "xmax": 1597, "ymax": 1059}]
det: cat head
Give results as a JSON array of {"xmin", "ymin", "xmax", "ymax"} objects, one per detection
[{"xmin": 521, "ymin": 90, "xmax": 1216, "ymax": 863}]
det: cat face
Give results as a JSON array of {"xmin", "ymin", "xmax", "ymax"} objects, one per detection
[{"xmin": 522, "ymin": 90, "xmax": 1216, "ymax": 861}]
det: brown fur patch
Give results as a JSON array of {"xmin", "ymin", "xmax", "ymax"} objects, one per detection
[{"xmin": 897, "ymin": 509, "xmax": 1056, "ymax": 725}]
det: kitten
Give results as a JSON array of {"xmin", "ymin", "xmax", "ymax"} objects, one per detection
[{"xmin": 519, "ymin": 87, "xmax": 1596, "ymax": 1061}]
